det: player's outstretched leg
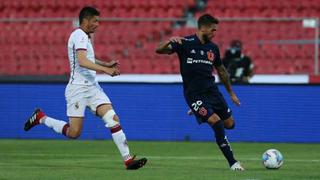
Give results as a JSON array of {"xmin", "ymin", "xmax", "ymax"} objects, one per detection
[
  {"xmin": 125, "ymin": 155, "xmax": 148, "ymax": 170},
  {"xmin": 24, "ymin": 108, "xmax": 70, "ymax": 137},
  {"xmin": 24, "ymin": 108, "xmax": 46, "ymax": 131}
]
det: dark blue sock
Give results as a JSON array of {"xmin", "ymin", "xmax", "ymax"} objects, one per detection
[{"xmin": 210, "ymin": 120, "xmax": 237, "ymax": 167}]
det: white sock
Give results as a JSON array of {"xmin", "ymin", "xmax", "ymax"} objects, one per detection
[
  {"xmin": 42, "ymin": 116, "xmax": 67, "ymax": 134},
  {"xmin": 112, "ymin": 129, "xmax": 131, "ymax": 161}
]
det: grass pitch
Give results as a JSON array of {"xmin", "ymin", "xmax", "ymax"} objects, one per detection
[{"xmin": 0, "ymin": 140, "xmax": 319, "ymax": 180}]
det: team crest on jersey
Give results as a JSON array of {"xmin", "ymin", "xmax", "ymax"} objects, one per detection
[{"xmin": 207, "ymin": 50, "xmax": 215, "ymax": 61}]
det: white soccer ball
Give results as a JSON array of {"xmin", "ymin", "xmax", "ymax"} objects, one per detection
[{"xmin": 262, "ymin": 149, "xmax": 284, "ymax": 169}]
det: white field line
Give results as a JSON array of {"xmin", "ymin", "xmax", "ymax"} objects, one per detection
[{"xmin": 1, "ymin": 153, "xmax": 319, "ymax": 163}]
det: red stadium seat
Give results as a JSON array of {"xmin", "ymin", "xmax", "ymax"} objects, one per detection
[{"xmin": 0, "ymin": 0, "xmax": 318, "ymax": 75}]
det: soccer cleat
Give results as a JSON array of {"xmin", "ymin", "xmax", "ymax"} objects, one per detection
[
  {"xmin": 125, "ymin": 155, "xmax": 147, "ymax": 170},
  {"xmin": 24, "ymin": 108, "xmax": 46, "ymax": 131},
  {"xmin": 230, "ymin": 161, "xmax": 245, "ymax": 171}
]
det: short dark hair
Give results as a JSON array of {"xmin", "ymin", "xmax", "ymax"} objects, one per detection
[
  {"xmin": 79, "ymin": 6, "xmax": 100, "ymax": 24},
  {"xmin": 197, "ymin": 14, "xmax": 219, "ymax": 29}
]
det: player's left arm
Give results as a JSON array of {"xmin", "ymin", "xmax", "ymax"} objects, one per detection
[
  {"xmin": 95, "ymin": 59, "xmax": 119, "ymax": 68},
  {"xmin": 216, "ymin": 65, "xmax": 241, "ymax": 106}
]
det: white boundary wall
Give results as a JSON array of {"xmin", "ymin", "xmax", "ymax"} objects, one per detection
[{"xmin": 96, "ymin": 74, "xmax": 309, "ymax": 84}]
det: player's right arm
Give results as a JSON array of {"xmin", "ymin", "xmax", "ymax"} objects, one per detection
[
  {"xmin": 155, "ymin": 37, "xmax": 185, "ymax": 54},
  {"xmin": 77, "ymin": 50, "xmax": 120, "ymax": 76}
]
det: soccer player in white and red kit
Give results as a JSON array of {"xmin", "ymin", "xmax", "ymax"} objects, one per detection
[{"xmin": 24, "ymin": 6, "xmax": 147, "ymax": 170}]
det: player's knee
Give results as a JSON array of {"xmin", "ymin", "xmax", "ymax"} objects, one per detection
[
  {"xmin": 207, "ymin": 114, "xmax": 220, "ymax": 126},
  {"xmin": 67, "ymin": 129, "xmax": 81, "ymax": 139},
  {"xmin": 225, "ymin": 123, "xmax": 235, "ymax": 129},
  {"xmin": 224, "ymin": 121, "xmax": 235, "ymax": 129},
  {"xmin": 224, "ymin": 117, "xmax": 235, "ymax": 129},
  {"xmin": 102, "ymin": 109, "xmax": 120, "ymax": 128}
]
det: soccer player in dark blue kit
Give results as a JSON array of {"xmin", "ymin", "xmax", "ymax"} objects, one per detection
[{"xmin": 155, "ymin": 14, "xmax": 244, "ymax": 170}]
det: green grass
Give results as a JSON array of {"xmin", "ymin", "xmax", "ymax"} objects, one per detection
[{"xmin": 0, "ymin": 140, "xmax": 319, "ymax": 180}]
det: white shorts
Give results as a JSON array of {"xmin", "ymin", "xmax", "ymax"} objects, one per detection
[{"xmin": 65, "ymin": 83, "xmax": 111, "ymax": 117}]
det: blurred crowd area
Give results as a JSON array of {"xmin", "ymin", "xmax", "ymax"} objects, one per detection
[{"xmin": 0, "ymin": 0, "xmax": 319, "ymax": 76}]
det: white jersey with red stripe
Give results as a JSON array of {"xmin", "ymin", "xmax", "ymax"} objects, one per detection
[{"xmin": 67, "ymin": 28, "xmax": 97, "ymax": 85}]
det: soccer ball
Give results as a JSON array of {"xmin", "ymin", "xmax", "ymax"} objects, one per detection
[{"xmin": 262, "ymin": 149, "xmax": 284, "ymax": 169}]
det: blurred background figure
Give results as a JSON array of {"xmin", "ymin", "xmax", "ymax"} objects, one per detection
[{"xmin": 223, "ymin": 40, "xmax": 254, "ymax": 83}]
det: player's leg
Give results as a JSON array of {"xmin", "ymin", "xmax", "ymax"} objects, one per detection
[
  {"xmin": 88, "ymin": 85, "xmax": 132, "ymax": 162},
  {"xmin": 186, "ymin": 95, "xmax": 241, "ymax": 169},
  {"xmin": 24, "ymin": 108, "xmax": 81, "ymax": 139},
  {"xmin": 24, "ymin": 84, "xmax": 86, "ymax": 138},
  {"xmin": 209, "ymin": 92, "xmax": 243, "ymax": 170},
  {"xmin": 207, "ymin": 114, "xmax": 237, "ymax": 167},
  {"xmin": 96, "ymin": 103, "xmax": 130, "ymax": 160},
  {"xmin": 89, "ymin": 84, "xmax": 147, "ymax": 169},
  {"xmin": 207, "ymin": 114, "xmax": 244, "ymax": 170},
  {"xmin": 37, "ymin": 115, "xmax": 83, "ymax": 139},
  {"xmin": 215, "ymin": 92, "xmax": 235, "ymax": 130},
  {"xmin": 188, "ymin": 108, "xmax": 235, "ymax": 129},
  {"xmin": 95, "ymin": 103, "xmax": 147, "ymax": 170},
  {"xmin": 224, "ymin": 116, "xmax": 235, "ymax": 129},
  {"xmin": 65, "ymin": 117, "xmax": 84, "ymax": 139},
  {"xmin": 61, "ymin": 83, "xmax": 86, "ymax": 138}
]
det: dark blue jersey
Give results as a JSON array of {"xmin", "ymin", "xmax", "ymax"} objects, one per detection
[{"xmin": 171, "ymin": 34, "xmax": 222, "ymax": 95}]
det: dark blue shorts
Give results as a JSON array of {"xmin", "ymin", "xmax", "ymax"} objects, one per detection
[{"xmin": 185, "ymin": 87, "xmax": 232, "ymax": 124}]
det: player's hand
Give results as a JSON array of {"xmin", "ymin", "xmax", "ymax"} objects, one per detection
[
  {"xmin": 230, "ymin": 92, "xmax": 241, "ymax": 106},
  {"xmin": 104, "ymin": 67, "xmax": 120, "ymax": 77},
  {"xmin": 108, "ymin": 60, "xmax": 119, "ymax": 68},
  {"xmin": 110, "ymin": 67, "xmax": 120, "ymax": 77},
  {"xmin": 187, "ymin": 109, "xmax": 194, "ymax": 116},
  {"xmin": 169, "ymin": 36, "xmax": 185, "ymax": 44}
]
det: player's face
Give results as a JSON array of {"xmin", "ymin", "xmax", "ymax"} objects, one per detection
[
  {"xmin": 86, "ymin": 16, "xmax": 99, "ymax": 33},
  {"xmin": 201, "ymin": 23, "xmax": 218, "ymax": 42}
]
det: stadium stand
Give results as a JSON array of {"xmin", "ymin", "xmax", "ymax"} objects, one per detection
[{"xmin": 0, "ymin": 0, "xmax": 318, "ymax": 75}]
